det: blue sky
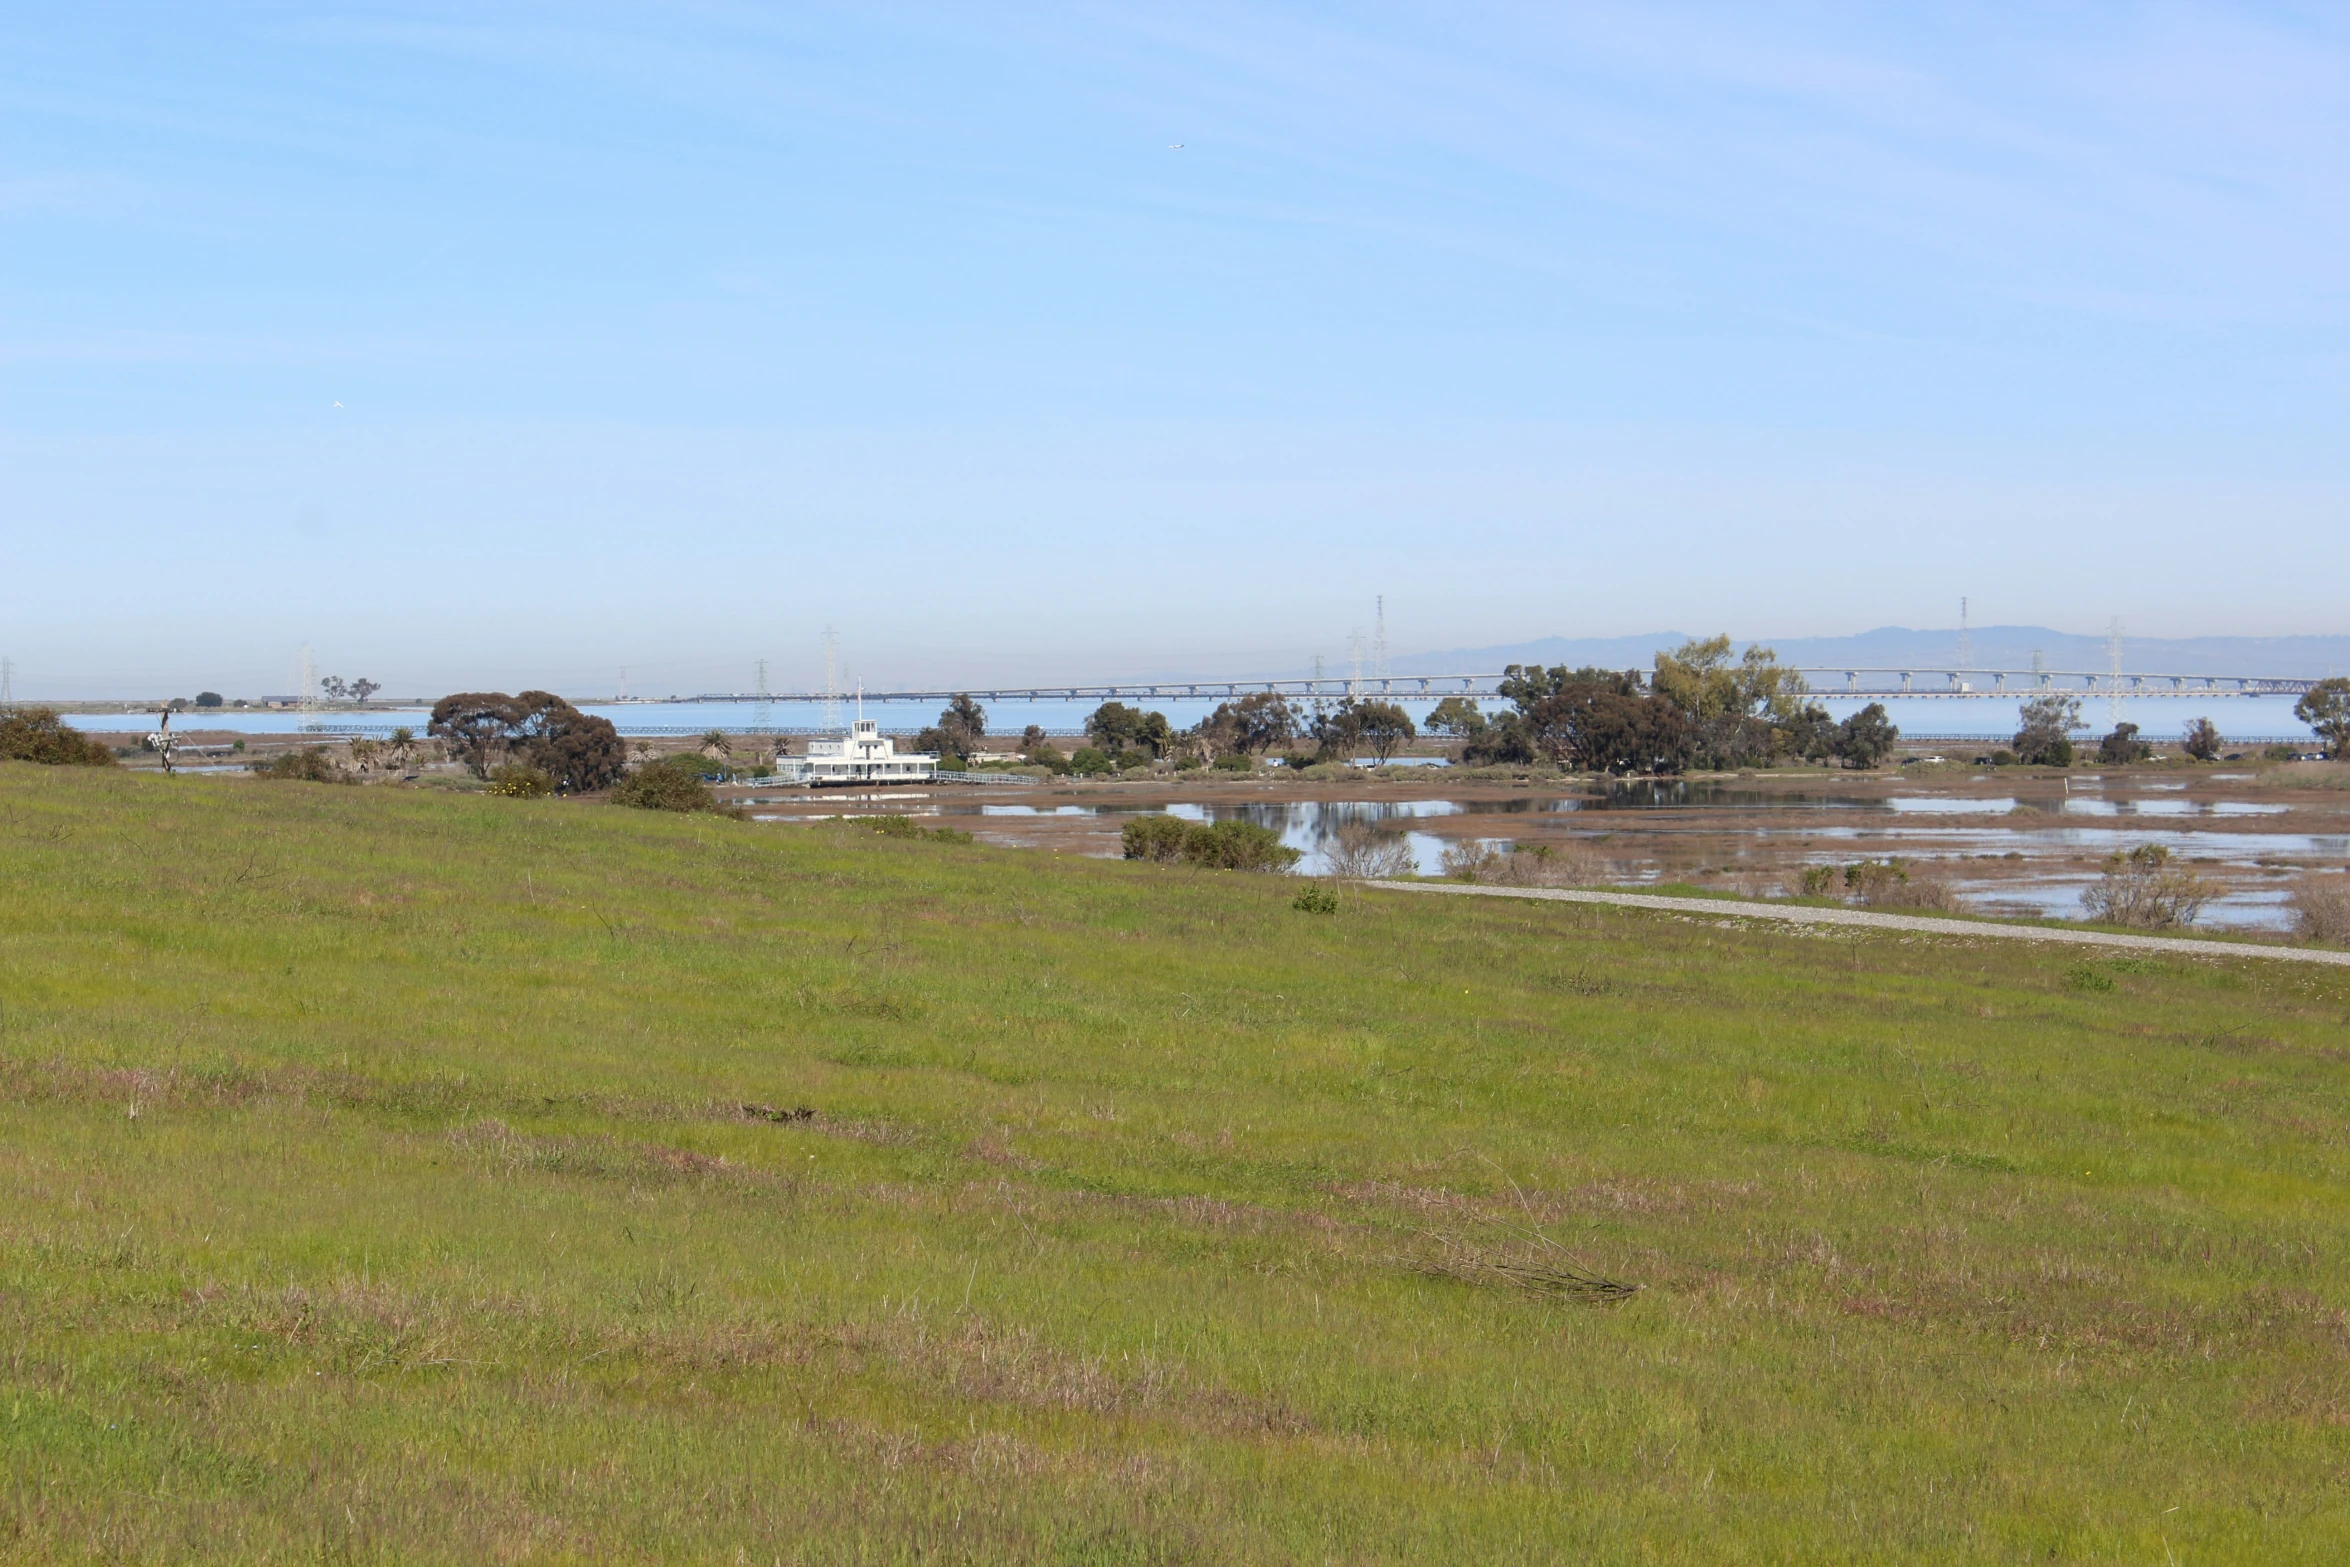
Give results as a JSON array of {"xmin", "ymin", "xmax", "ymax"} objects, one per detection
[{"xmin": 4, "ymin": 3, "xmax": 2346, "ymax": 697}]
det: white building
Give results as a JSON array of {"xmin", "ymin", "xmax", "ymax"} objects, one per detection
[{"xmin": 772, "ymin": 719, "xmax": 937, "ymax": 786}]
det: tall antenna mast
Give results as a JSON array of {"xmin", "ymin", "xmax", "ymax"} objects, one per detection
[
  {"xmin": 2106, "ymin": 617, "xmax": 2125, "ymax": 727},
  {"xmin": 1373, "ymin": 595, "xmax": 1389, "ymax": 686},
  {"xmin": 1956, "ymin": 597, "xmax": 1971, "ymax": 673},
  {"xmin": 822, "ymin": 627, "xmax": 841, "ymax": 733}
]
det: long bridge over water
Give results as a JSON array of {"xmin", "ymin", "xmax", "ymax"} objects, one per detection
[{"xmin": 648, "ymin": 668, "xmax": 2321, "ymax": 706}]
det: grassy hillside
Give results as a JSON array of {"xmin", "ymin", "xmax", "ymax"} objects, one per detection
[{"xmin": 2, "ymin": 763, "xmax": 2347, "ymax": 1563}]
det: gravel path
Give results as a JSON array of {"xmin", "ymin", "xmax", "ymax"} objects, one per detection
[{"xmin": 1360, "ymin": 881, "xmax": 2350, "ymax": 968}]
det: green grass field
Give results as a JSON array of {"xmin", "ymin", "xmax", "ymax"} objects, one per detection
[{"xmin": 3, "ymin": 763, "xmax": 2348, "ymax": 1563}]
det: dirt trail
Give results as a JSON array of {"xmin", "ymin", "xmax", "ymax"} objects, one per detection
[{"xmin": 1361, "ymin": 881, "xmax": 2350, "ymax": 968}]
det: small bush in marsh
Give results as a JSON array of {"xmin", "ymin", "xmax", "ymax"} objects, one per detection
[
  {"xmin": 850, "ymin": 815, "xmax": 970, "ymax": 844},
  {"xmin": 1842, "ymin": 858, "xmax": 1961, "ymax": 912},
  {"xmin": 1120, "ymin": 815, "xmax": 1299, "ymax": 871},
  {"xmin": 2291, "ymin": 876, "xmax": 2350, "ymax": 946},
  {"xmin": 1323, "ymin": 822, "xmax": 1416, "ymax": 880},
  {"xmin": 1443, "ymin": 840, "xmax": 1604, "ymax": 887},
  {"xmin": 2081, "ymin": 844, "xmax": 2211, "ymax": 930}
]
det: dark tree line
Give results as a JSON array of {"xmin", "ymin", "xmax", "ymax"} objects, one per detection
[{"xmin": 1424, "ymin": 642, "xmax": 1897, "ymax": 775}]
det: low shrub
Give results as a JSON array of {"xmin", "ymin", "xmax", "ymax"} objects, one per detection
[
  {"xmin": 2081, "ymin": 844, "xmax": 2210, "ymax": 929},
  {"xmin": 1442, "ymin": 840, "xmax": 1604, "ymax": 887},
  {"xmin": 0, "ymin": 708, "xmax": 117, "ymax": 767},
  {"xmin": 1440, "ymin": 841, "xmax": 1501, "ymax": 881},
  {"xmin": 1212, "ymin": 753, "xmax": 1255, "ymax": 772},
  {"xmin": 849, "ymin": 815, "xmax": 971, "ymax": 844},
  {"xmin": 1121, "ymin": 815, "xmax": 1191, "ymax": 863},
  {"xmin": 2291, "ymin": 876, "xmax": 2350, "ymax": 946},
  {"xmin": 250, "ymin": 747, "xmax": 352, "ymax": 784},
  {"xmin": 1120, "ymin": 814, "xmax": 1298, "ymax": 871},
  {"xmin": 485, "ymin": 763, "xmax": 553, "ymax": 798},
  {"xmin": 612, "ymin": 765, "xmax": 719, "ymax": 812},
  {"xmin": 1292, "ymin": 884, "xmax": 1340, "ymax": 914},
  {"xmin": 2258, "ymin": 762, "xmax": 2350, "ymax": 791},
  {"xmin": 1839, "ymin": 858, "xmax": 1961, "ymax": 912},
  {"xmin": 1322, "ymin": 821, "xmax": 1416, "ymax": 880},
  {"xmin": 1181, "ymin": 820, "xmax": 1297, "ymax": 870}
]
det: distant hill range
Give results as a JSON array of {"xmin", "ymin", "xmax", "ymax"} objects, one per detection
[{"xmin": 1393, "ymin": 627, "xmax": 2350, "ymax": 680}]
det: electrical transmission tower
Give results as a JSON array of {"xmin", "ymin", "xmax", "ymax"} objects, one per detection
[
  {"xmin": 298, "ymin": 644, "xmax": 319, "ymax": 731},
  {"xmin": 822, "ymin": 627, "xmax": 841, "ymax": 733},
  {"xmin": 2106, "ymin": 618, "xmax": 2126, "ymax": 727},
  {"xmin": 0, "ymin": 655, "xmax": 13, "ymax": 709},
  {"xmin": 1956, "ymin": 597, "xmax": 1971, "ymax": 673},
  {"xmin": 1373, "ymin": 595, "xmax": 1389, "ymax": 684},
  {"xmin": 754, "ymin": 657, "xmax": 771, "ymax": 734},
  {"xmin": 1346, "ymin": 629, "xmax": 1364, "ymax": 698}
]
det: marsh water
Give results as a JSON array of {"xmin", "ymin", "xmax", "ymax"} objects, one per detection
[{"xmin": 737, "ymin": 770, "xmax": 2350, "ymax": 932}]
